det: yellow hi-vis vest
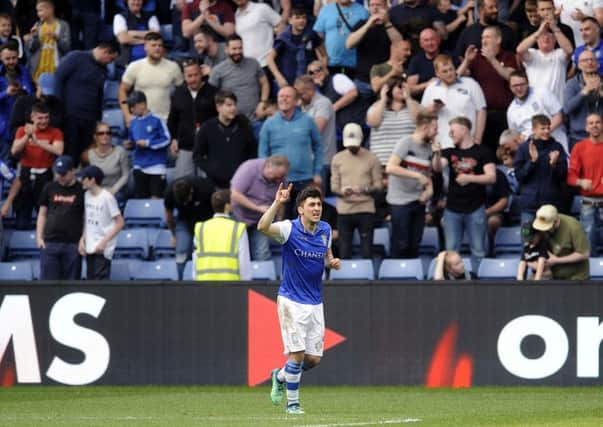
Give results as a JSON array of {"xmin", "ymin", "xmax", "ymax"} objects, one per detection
[{"xmin": 194, "ymin": 216, "xmax": 246, "ymax": 281}]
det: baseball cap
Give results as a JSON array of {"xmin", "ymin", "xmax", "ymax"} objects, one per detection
[
  {"xmin": 53, "ymin": 155, "xmax": 74, "ymax": 176},
  {"xmin": 37, "ymin": 73, "xmax": 55, "ymax": 96},
  {"xmin": 127, "ymin": 90, "xmax": 147, "ymax": 108},
  {"xmin": 77, "ymin": 165, "xmax": 104, "ymax": 185},
  {"xmin": 532, "ymin": 204, "xmax": 558, "ymax": 231},
  {"xmin": 342, "ymin": 123, "xmax": 363, "ymax": 147}
]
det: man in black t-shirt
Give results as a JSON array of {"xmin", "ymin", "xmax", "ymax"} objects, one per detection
[
  {"xmin": 36, "ymin": 155, "xmax": 85, "ymax": 280},
  {"xmin": 164, "ymin": 175, "xmax": 215, "ymax": 278},
  {"xmin": 434, "ymin": 116, "xmax": 496, "ymax": 269}
]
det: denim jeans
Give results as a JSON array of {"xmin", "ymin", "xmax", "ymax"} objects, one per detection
[
  {"xmin": 248, "ymin": 226, "xmax": 272, "ymax": 261},
  {"xmin": 40, "ymin": 242, "xmax": 81, "ymax": 280},
  {"xmin": 175, "ymin": 219, "xmax": 194, "ymax": 279},
  {"xmin": 580, "ymin": 203, "xmax": 603, "ymax": 256},
  {"xmin": 337, "ymin": 213, "xmax": 375, "ymax": 259},
  {"xmin": 443, "ymin": 206, "xmax": 487, "ymax": 269},
  {"xmin": 390, "ymin": 201, "xmax": 425, "ymax": 258}
]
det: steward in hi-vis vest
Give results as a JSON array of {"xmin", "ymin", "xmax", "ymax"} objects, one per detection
[{"xmin": 193, "ymin": 189, "xmax": 251, "ymax": 280}]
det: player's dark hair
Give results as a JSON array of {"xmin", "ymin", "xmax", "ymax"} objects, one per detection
[
  {"xmin": 296, "ymin": 186, "xmax": 322, "ymax": 208},
  {"xmin": 211, "ymin": 189, "xmax": 231, "ymax": 212}
]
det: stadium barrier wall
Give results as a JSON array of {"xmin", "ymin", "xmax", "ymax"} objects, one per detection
[{"xmin": 0, "ymin": 281, "xmax": 602, "ymax": 387}]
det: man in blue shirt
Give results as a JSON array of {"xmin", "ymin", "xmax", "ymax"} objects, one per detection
[
  {"xmin": 259, "ymin": 85, "xmax": 322, "ymax": 218},
  {"xmin": 313, "ymin": 0, "xmax": 368, "ymax": 77},
  {"xmin": 257, "ymin": 183, "xmax": 341, "ymax": 415}
]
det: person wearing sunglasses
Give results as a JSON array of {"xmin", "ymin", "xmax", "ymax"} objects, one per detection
[{"xmin": 81, "ymin": 122, "xmax": 130, "ymax": 207}]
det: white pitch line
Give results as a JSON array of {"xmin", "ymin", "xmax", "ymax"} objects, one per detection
[{"xmin": 296, "ymin": 418, "xmax": 422, "ymax": 427}]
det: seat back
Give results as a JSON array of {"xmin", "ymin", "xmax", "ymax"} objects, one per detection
[
  {"xmin": 0, "ymin": 261, "xmax": 33, "ymax": 280},
  {"xmin": 477, "ymin": 258, "xmax": 519, "ymax": 280},
  {"xmin": 250, "ymin": 260, "xmax": 277, "ymax": 280},
  {"xmin": 329, "ymin": 259, "xmax": 374, "ymax": 280},
  {"xmin": 8, "ymin": 231, "xmax": 39, "ymax": 259},
  {"xmin": 378, "ymin": 258, "xmax": 424, "ymax": 280},
  {"xmin": 132, "ymin": 260, "xmax": 179, "ymax": 281},
  {"xmin": 124, "ymin": 199, "xmax": 166, "ymax": 228}
]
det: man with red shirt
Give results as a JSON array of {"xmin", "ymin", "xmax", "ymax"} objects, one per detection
[
  {"xmin": 459, "ymin": 25, "xmax": 519, "ymax": 151},
  {"xmin": 10, "ymin": 102, "xmax": 63, "ymax": 229},
  {"xmin": 568, "ymin": 113, "xmax": 603, "ymax": 254}
]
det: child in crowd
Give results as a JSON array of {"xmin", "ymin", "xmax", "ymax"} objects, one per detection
[
  {"xmin": 78, "ymin": 165, "xmax": 124, "ymax": 280},
  {"xmin": 516, "ymin": 223, "xmax": 552, "ymax": 281},
  {"xmin": 123, "ymin": 90, "xmax": 170, "ymax": 199}
]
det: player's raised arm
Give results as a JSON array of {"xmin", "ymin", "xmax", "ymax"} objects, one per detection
[{"xmin": 257, "ymin": 182, "xmax": 293, "ymax": 240}]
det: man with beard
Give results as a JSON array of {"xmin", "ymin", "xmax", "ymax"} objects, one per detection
[
  {"xmin": 568, "ymin": 113, "xmax": 603, "ymax": 254},
  {"xmin": 119, "ymin": 32, "xmax": 183, "ymax": 126},
  {"xmin": 330, "ymin": 123, "xmax": 382, "ymax": 259},
  {"xmin": 209, "ymin": 34, "xmax": 270, "ymax": 120},
  {"xmin": 0, "ymin": 42, "xmax": 33, "ymax": 161},
  {"xmin": 168, "ymin": 59, "xmax": 218, "ymax": 179},
  {"xmin": 455, "ymin": 0, "xmax": 517, "ymax": 58}
]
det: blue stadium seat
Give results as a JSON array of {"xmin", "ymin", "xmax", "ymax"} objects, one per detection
[
  {"xmin": 160, "ymin": 24, "xmax": 174, "ymax": 48},
  {"xmin": 152, "ymin": 229, "xmax": 176, "ymax": 259},
  {"xmin": 183, "ymin": 260, "xmax": 193, "ymax": 280},
  {"xmin": 426, "ymin": 256, "xmax": 472, "ymax": 279},
  {"xmin": 103, "ymin": 80, "xmax": 120, "ymax": 109},
  {"xmin": 8, "ymin": 231, "xmax": 39, "ymax": 259},
  {"xmin": 132, "ymin": 260, "xmax": 179, "ymax": 280},
  {"xmin": 114, "ymin": 228, "xmax": 150, "ymax": 259},
  {"xmin": 419, "ymin": 227, "xmax": 439, "ymax": 256},
  {"xmin": 378, "ymin": 258, "xmax": 424, "ymax": 280},
  {"xmin": 110, "ymin": 260, "xmax": 132, "ymax": 281},
  {"xmin": 124, "ymin": 199, "xmax": 166, "ymax": 228},
  {"xmin": 250, "ymin": 260, "xmax": 277, "ymax": 280},
  {"xmin": 477, "ymin": 258, "xmax": 519, "ymax": 280},
  {"xmin": 589, "ymin": 258, "xmax": 603, "ymax": 279},
  {"xmin": 493, "ymin": 226, "xmax": 523, "ymax": 257},
  {"xmin": 352, "ymin": 227, "xmax": 391, "ymax": 256},
  {"xmin": 329, "ymin": 259, "xmax": 374, "ymax": 280},
  {"xmin": 0, "ymin": 261, "xmax": 33, "ymax": 280},
  {"xmin": 102, "ymin": 108, "xmax": 126, "ymax": 138}
]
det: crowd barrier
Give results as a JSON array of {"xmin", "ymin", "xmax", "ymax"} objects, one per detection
[{"xmin": 0, "ymin": 281, "xmax": 601, "ymax": 387}]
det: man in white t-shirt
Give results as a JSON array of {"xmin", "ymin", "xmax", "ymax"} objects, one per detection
[
  {"xmin": 507, "ymin": 70, "xmax": 569, "ymax": 153},
  {"xmin": 78, "ymin": 165, "xmax": 125, "ymax": 280},
  {"xmin": 234, "ymin": 0, "xmax": 283, "ymax": 67},
  {"xmin": 119, "ymin": 32, "xmax": 184, "ymax": 126},
  {"xmin": 421, "ymin": 54, "xmax": 487, "ymax": 149},
  {"xmin": 516, "ymin": 20, "xmax": 572, "ymax": 103}
]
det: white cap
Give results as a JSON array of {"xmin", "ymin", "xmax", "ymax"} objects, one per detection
[{"xmin": 342, "ymin": 123, "xmax": 363, "ymax": 147}]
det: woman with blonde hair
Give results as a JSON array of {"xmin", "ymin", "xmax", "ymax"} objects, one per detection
[{"xmin": 81, "ymin": 122, "xmax": 130, "ymax": 205}]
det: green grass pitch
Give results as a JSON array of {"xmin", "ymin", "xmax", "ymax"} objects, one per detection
[{"xmin": 1, "ymin": 386, "xmax": 602, "ymax": 426}]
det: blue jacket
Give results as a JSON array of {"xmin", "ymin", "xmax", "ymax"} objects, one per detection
[
  {"xmin": 514, "ymin": 137, "xmax": 567, "ymax": 213},
  {"xmin": 128, "ymin": 112, "xmax": 171, "ymax": 169},
  {"xmin": 0, "ymin": 64, "xmax": 33, "ymax": 141},
  {"xmin": 258, "ymin": 108, "xmax": 322, "ymax": 182}
]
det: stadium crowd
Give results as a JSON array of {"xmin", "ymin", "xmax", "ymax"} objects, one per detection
[{"xmin": 0, "ymin": 0, "xmax": 601, "ymax": 281}]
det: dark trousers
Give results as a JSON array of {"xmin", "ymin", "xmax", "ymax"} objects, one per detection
[
  {"xmin": 65, "ymin": 115, "xmax": 96, "ymax": 166},
  {"xmin": 40, "ymin": 242, "xmax": 81, "ymax": 280},
  {"xmin": 14, "ymin": 168, "xmax": 53, "ymax": 230},
  {"xmin": 337, "ymin": 213, "xmax": 375, "ymax": 259},
  {"xmin": 483, "ymin": 110, "xmax": 508, "ymax": 154},
  {"xmin": 390, "ymin": 201, "xmax": 425, "ymax": 259},
  {"xmin": 86, "ymin": 254, "xmax": 111, "ymax": 280},
  {"xmin": 70, "ymin": 11, "xmax": 101, "ymax": 50}
]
